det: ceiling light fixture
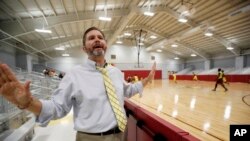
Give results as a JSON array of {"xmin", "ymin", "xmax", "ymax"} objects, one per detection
[
  {"xmin": 227, "ymin": 43, "xmax": 234, "ymax": 50},
  {"xmin": 174, "ymin": 57, "xmax": 179, "ymax": 60},
  {"xmin": 99, "ymin": 0, "xmax": 111, "ymax": 21},
  {"xmin": 143, "ymin": 0, "xmax": 155, "ymax": 17},
  {"xmin": 116, "ymin": 36, "xmax": 123, "ymax": 44},
  {"xmin": 150, "ymin": 35, "xmax": 157, "ymax": 39},
  {"xmin": 139, "ymin": 42, "xmax": 144, "ymax": 46},
  {"xmin": 116, "ymin": 40, "xmax": 123, "ymax": 44},
  {"xmin": 62, "ymin": 53, "xmax": 70, "ymax": 57},
  {"xmin": 156, "ymin": 49, "xmax": 162, "ymax": 52},
  {"xmin": 178, "ymin": 14, "xmax": 188, "ymax": 23},
  {"xmin": 98, "ymin": 16, "xmax": 111, "ymax": 21},
  {"xmin": 178, "ymin": 0, "xmax": 195, "ymax": 23},
  {"xmin": 204, "ymin": 32, "xmax": 213, "ymax": 36},
  {"xmin": 204, "ymin": 29, "xmax": 213, "ymax": 36},
  {"xmin": 35, "ymin": 29, "xmax": 52, "ymax": 33},
  {"xmin": 191, "ymin": 53, "xmax": 197, "ymax": 57},
  {"xmin": 227, "ymin": 47, "xmax": 234, "ymax": 50},
  {"xmin": 171, "ymin": 44, "xmax": 178, "ymax": 47},
  {"xmin": 124, "ymin": 32, "xmax": 131, "ymax": 36},
  {"xmin": 144, "ymin": 11, "xmax": 155, "ymax": 16},
  {"xmin": 55, "ymin": 47, "xmax": 65, "ymax": 50}
]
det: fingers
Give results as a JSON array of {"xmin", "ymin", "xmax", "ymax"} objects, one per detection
[
  {"xmin": 141, "ymin": 62, "xmax": 156, "ymax": 86},
  {"xmin": 148, "ymin": 62, "xmax": 156, "ymax": 81},
  {"xmin": 150, "ymin": 62, "xmax": 156, "ymax": 76},
  {"xmin": 0, "ymin": 82, "xmax": 18, "ymax": 98},
  {"xmin": 0, "ymin": 82, "xmax": 23, "ymax": 105},
  {"xmin": 0, "ymin": 77, "xmax": 4, "ymax": 88},
  {"xmin": 0, "ymin": 64, "xmax": 7, "ymax": 83},
  {"xmin": 0, "ymin": 64, "xmax": 18, "ymax": 83},
  {"xmin": 24, "ymin": 81, "xmax": 31, "ymax": 93},
  {"xmin": 152, "ymin": 62, "xmax": 156, "ymax": 70}
]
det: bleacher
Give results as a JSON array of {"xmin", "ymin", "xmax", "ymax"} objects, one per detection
[{"xmin": 0, "ymin": 68, "xmax": 60, "ymax": 141}]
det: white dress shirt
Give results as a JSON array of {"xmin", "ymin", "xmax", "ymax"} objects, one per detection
[{"xmin": 36, "ymin": 59, "xmax": 143, "ymax": 133}]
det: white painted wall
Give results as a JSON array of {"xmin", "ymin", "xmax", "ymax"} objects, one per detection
[
  {"xmin": 2, "ymin": 40, "xmax": 250, "ymax": 76},
  {"xmin": 46, "ymin": 44, "xmax": 171, "ymax": 72},
  {"xmin": 46, "ymin": 55, "xmax": 86, "ymax": 73},
  {"xmin": 105, "ymin": 44, "xmax": 169, "ymax": 64},
  {"xmin": 162, "ymin": 59, "xmax": 183, "ymax": 79}
]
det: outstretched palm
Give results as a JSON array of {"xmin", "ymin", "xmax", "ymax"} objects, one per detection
[{"xmin": 0, "ymin": 64, "xmax": 31, "ymax": 107}]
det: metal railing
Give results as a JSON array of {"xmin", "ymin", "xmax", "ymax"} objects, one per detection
[{"xmin": 0, "ymin": 69, "xmax": 60, "ymax": 141}]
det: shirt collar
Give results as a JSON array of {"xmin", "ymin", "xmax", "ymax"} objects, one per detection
[{"xmin": 85, "ymin": 59, "xmax": 108, "ymax": 70}]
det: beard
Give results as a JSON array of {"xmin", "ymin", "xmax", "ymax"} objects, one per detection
[
  {"xmin": 93, "ymin": 49, "xmax": 104, "ymax": 56},
  {"xmin": 91, "ymin": 49, "xmax": 105, "ymax": 56}
]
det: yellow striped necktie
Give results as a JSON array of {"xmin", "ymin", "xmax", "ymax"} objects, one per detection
[{"xmin": 97, "ymin": 66, "xmax": 127, "ymax": 132}]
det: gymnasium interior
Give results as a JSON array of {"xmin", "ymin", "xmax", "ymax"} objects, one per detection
[{"xmin": 0, "ymin": 0, "xmax": 250, "ymax": 141}]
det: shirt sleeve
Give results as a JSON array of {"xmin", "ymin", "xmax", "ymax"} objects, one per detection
[
  {"xmin": 123, "ymin": 80, "xmax": 143, "ymax": 98},
  {"xmin": 36, "ymin": 73, "xmax": 74, "ymax": 126},
  {"xmin": 36, "ymin": 100, "xmax": 55, "ymax": 126}
]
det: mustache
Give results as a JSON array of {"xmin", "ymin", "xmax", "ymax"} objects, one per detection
[{"xmin": 93, "ymin": 42, "xmax": 103, "ymax": 48}]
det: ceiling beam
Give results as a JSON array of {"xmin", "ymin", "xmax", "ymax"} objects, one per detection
[
  {"xmin": 0, "ymin": 1, "xmax": 15, "ymax": 21},
  {"xmin": 0, "ymin": 1, "xmax": 27, "ymax": 32},
  {"xmin": 0, "ymin": 4, "xmax": 241, "ymax": 58},
  {"xmin": 18, "ymin": 0, "xmax": 34, "ymax": 19},
  {"xmin": 211, "ymin": 33, "xmax": 241, "ymax": 56},
  {"xmin": 107, "ymin": 0, "xmax": 141, "ymax": 47},
  {"xmin": 0, "ymin": 40, "xmax": 49, "ymax": 61},
  {"xmin": 146, "ymin": 25, "xmax": 202, "ymax": 50},
  {"xmin": 48, "ymin": 0, "xmax": 57, "ymax": 16},
  {"xmin": 136, "ymin": 6, "xmax": 198, "ymax": 27},
  {"xmin": 146, "ymin": 29, "xmax": 213, "ymax": 60},
  {"xmin": 120, "ymin": 22, "xmax": 210, "ymax": 59},
  {"xmin": 1, "ymin": 6, "xmax": 188, "ymax": 41},
  {"xmin": 176, "ymin": 41, "xmax": 210, "ymax": 59},
  {"xmin": 107, "ymin": 5, "xmax": 202, "ymax": 57},
  {"xmin": 145, "ymin": 6, "xmax": 241, "ymax": 56},
  {"xmin": 30, "ymin": 30, "xmax": 114, "ymax": 53},
  {"xmin": 0, "ymin": 29, "xmax": 53, "ymax": 59},
  {"xmin": 73, "ymin": 0, "xmax": 79, "ymax": 20},
  {"xmin": 60, "ymin": 0, "xmax": 67, "ymax": 15},
  {"xmin": 124, "ymin": 25, "xmax": 166, "ymax": 38},
  {"xmin": 34, "ymin": 0, "xmax": 49, "ymax": 26},
  {"xmin": 0, "ymin": 9, "xmax": 129, "ymax": 41}
]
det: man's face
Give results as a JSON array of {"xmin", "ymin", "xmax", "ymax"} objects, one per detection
[{"xmin": 84, "ymin": 30, "xmax": 107, "ymax": 57}]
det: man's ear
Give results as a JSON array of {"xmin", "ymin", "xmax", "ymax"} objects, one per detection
[{"xmin": 82, "ymin": 46, "xmax": 86, "ymax": 51}]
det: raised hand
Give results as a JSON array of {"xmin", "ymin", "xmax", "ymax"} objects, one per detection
[
  {"xmin": 0, "ymin": 64, "xmax": 32, "ymax": 109},
  {"xmin": 148, "ymin": 62, "xmax": 156, "ymax": 82},
  {"xmin": 142, "ymin": 62, "xmax": 156, "ymax": 86}
]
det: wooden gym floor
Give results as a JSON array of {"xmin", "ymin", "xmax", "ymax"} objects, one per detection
[{"xmin": 129, "ymin": 80, "xmax": 250, "ymax": 141}]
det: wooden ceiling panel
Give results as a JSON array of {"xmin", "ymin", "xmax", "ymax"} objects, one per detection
[{"xmin": 0, "ymin": 0, "xmax": 249, "ymax": 60}]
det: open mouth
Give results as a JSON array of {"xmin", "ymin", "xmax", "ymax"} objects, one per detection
[{"xmin": 93, "ymin": 44, "xmax": 103, "ymax": 49}]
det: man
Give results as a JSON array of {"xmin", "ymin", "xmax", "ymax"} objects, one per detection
[
  {"xmin": 0, "ymin": 27, "xmax": 156, "ymax": 141},
  {"xmin": 212, "ymin": 68, "xmax": 228, "ymax": 92}
]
